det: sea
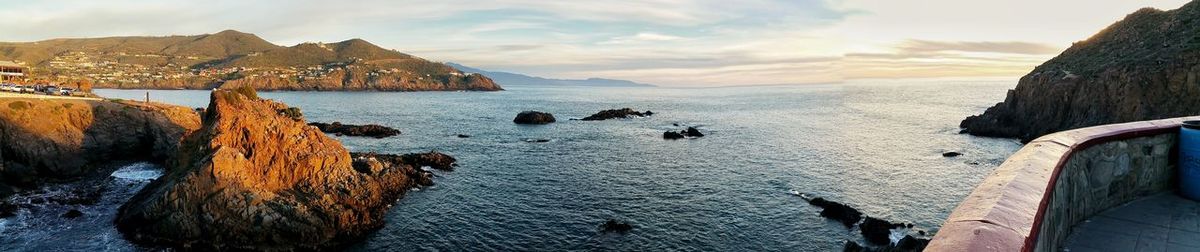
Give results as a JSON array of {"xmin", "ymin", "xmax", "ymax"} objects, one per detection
[{"xmin": 0, "ymin": 81, "xmax": 1023, "ymax": 251}]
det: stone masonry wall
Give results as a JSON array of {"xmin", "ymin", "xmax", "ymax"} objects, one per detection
[{"xmin": 1034, "ymin": 134, "xmax": 1176, "ymax": 251}]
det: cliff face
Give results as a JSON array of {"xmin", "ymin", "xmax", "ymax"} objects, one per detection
[
  {"xmin": 0, "ymin": 98, "xmax": 201, "ymax": 197},
  {"xmin": 218, "ymin": 66, "xmax": 502, "ymax": 91},
  {"xmin": 115, "ymin": 88, "xmax": 439, "ymax": 250},
  {"xmin": 961, "ymin": 2, "xmax": 1200, "ymax": 142}
]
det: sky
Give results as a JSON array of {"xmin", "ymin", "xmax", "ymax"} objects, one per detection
[{"xmin": 0, "ymin": 0, "xmax": 1193, "ymax": 86}]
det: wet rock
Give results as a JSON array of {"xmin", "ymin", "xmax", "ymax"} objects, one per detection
[
  {"xmin": 663, "ymin": 131, "xmax": 686, "ymax": 140},
  {"xmin": 860, "ymin": 217, "xmax": 905, "ymax": 245},
  {"xmin": 457, "ymin": 134, "xmax": 471, "ymax": 138},
  {"xmin": 581, "ymin": 108, "xmax": 652, "ymax": 121},
  {"xmin": 308, "ymin": 121, "xmax": 401, "ymax": 138},
  {"xmin": 62, "ymin": 209, "xmax": 83, "ymax": 219},
  {"xmin": 600, "ymin": 219, "xmax": 633, "ymax": 233},
  {"xmin": 684, "ymin": 127, "xmax": 704, "ymax": 137},
  {"xmin": 942, "ymin": 152, "xmax": 962, "ymax": 157},
  {"xmin": 400, "ymin": 152, "xmax": 457, "ymax": 171},
  {"xmin": 115, "ymin": 88, "xmax": 452, "ymax": 250},
  {"xmin": 513, "ymin": 111, "xmax": 556, "ymax": 124},
  {"xmin": 896, "ymin": 235, "xmax": 931, "ymax": 251},
  {"xmin": 807, "ymin": 197, "xmax": 863, "ymax": 228},
  {"xmin": 0, "ymin": 202, "xmax": 17, "ymax": 218},
  {"xmin": 843, "ymin": 240, "xmax": 865, "ymax": 252}
]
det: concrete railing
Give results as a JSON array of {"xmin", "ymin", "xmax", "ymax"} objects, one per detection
[{"xmin": 927, "ymin": 116, "xmax": 1200, "ymax": 252}]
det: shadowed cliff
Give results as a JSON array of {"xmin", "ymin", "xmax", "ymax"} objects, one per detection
[{"xmin": 961, "ymin": 1, "xmax": 1200, "ymax": 142}]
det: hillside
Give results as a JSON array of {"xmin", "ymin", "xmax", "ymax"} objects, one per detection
[
  {"xmin": 960, "ymin": 1, "xmax": 1200, "ymax": 142},
  {"xmin": 447, "ymin": 62, "xmax": 654, "ymax": 87},
  {"xmin": 0, "ymin": 30, "xmax": 501, "ymax": 91}
]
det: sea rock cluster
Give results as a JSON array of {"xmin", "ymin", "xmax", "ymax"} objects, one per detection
[
  {"xmin": 114, "ymin": 88, "xmax": 453, "ymax": 250},
  {"xmin": 797, "ymin": 193, "xmax": 930, "ymax": 252},
  {"xmin": 513, "ymin": 111, "xmax": 556, "ymax": 124},
  {"xmin": 663, "ymin": 127, "xmax": 705, "ymax": 140},
  {"xmin": 580, "ymin": 108, "xmax": 653, "ymax": 121},
  {"xmin": 960, "ymin": 2, "xmax": 1200, "ymax": 141},
  {"xmin": 309, "ymin": 121, "xmax": 401, "ymax": 138}
]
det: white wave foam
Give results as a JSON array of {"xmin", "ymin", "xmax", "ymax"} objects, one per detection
[{"xmin": 110, "ymin": 162, "xmax": 163, "ymax": 181}]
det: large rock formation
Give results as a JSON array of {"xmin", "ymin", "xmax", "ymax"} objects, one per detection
[
  {"xmin": 513, "ymin": 111, "xmax": 556, "ymax": 124},
  {"xmin": 580, "ymin": 108, "xmax": 653, "ymax": 121},
  {"xmin": 309, "ymin": 121, "xmax": 401, "ymax": 138},
  {"xmin": 961, "ymin": 2, "xmax": 1200, "ymax": 141},
  {"xmin": 0, "ymin": 98, "xmax": 201, "ymax": 198},
  {"xmin": 114, "ymin": 88, "xmax": 449, "ymax": 250}
]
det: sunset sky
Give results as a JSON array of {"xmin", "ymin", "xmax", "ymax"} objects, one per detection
[{"xmin": 0, "ymin": 0, "xmax": 1192, "ymax": 86}]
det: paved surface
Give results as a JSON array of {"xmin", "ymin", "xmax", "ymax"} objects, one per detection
[
  {"xmin": 0, "ymin": 91, "xmax": 99, "ymax": 100},
  {"xmin": 1064, "ymin": 193, "xmax": 1200, "ymax": 252}
]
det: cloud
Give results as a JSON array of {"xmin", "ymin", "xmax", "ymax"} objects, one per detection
[
  {"xmin": 897, "ymin": 40, "xmax": 1062, "ymax": 55},
  {"xmin": 598, "ymin": 32, "xmax": 686, "ymax": 45}
]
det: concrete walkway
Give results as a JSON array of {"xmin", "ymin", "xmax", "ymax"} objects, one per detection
[
  {"xmin": 1063, "ymin": 193, "xmax": 1200, "ymax": 252},
  {"xmin": 0, "ymin": 92, "xmax": 100, "ymax": 100}
]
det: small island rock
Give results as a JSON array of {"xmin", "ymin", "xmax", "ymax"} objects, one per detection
[{"xmin": 513, "ymin": 111, "xmax": 556, "ymax": 124}]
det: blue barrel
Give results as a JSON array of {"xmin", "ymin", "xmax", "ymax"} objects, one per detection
[{"xmin": 1180, "ymin": 121, "xmax": 1200, "ymax": 200}]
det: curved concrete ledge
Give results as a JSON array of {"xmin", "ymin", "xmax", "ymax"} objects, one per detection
[{"xmin": 928, "ymin": 116, "xmax": 1200, "ymax": 252}]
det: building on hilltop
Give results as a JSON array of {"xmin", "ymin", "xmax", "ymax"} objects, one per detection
[{"xmin": 0, "ymin": 60, "xmax": 28, "ymax": 83}]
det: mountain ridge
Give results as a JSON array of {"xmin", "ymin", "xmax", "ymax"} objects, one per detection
[{"xmin": 446, "ymin": 62, "xmax": 654, "ymax": 87}]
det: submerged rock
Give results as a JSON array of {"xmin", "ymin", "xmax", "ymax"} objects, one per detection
[
  {"xmin": 61, "ymin": 209, "xmax": 83, "ymax": 219},
  {"xmin": 600, "ymin": 219, "xmax": 633, "ymax": 233},
  {"xmin": 581, "ymin": 108, "xmax": 652, "ymax": 121},
  {"xmin": 513, "ymin": 111, "xmax": 556, "ymax": 124},
  {"xmin": 807, "ymin": 197, "xmax": 863, "ymax": 228},
  {"xmin": 663, "ymin": 131, "xmax": 686, "ymax": 140},
  {"xmin": 115, "ymin": 88, "xmax": 452, "ymax": 250},
  {"xmin": 942, "ymin": 152, "xmax": 962, "ymax": 157},
  {"xmin": 0, "ymin": 202, "xmax": 17, "ymax": 218},
  {"xmin": 308, "ymin": 121, "xmax": 401, "ymax": 138},
  {"xmin": 457, "ymin": 134, "xmax": 471, "ymax": 138}
]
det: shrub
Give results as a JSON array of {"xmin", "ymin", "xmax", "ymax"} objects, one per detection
[
  {"xmin": 7, "ymin": 101, "xmax": 30, "ymax": 110},
  {"xmin": 233, "ymin": 85, "xmax": 258, "ymax": 100},
  {"xmin": 280, "ymin": 107, "xmax": 303, "ymax": 120}
]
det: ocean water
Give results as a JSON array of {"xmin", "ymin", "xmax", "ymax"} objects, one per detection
[{"xmin": 1, "ymin": 82, "xmax": 1023, "ymax": 251}]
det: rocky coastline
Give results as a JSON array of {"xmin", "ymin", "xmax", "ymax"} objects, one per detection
[{"xmin": 960, "ymin": 1, "xmax": 1200, "ymax": 141}]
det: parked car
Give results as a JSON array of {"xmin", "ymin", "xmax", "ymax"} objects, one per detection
[
  {"xmin": 44, "ymin": 86, "xmax": 59, "ymax": 95},
  {"xmin": 18, "ymin": 85, "xmax": 32, "ymax": 93},
  {"xmin": 60, "ymin": 88, "xmax": 74, "ymax": 96},
  {"xmin": 0, "ymin": 84, "xmax": 11, "ymax": 92}
]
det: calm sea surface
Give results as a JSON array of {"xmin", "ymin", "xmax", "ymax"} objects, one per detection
[{"xmin": 1, "ymin": 82, "xmax": 1023, "ymax": 251}]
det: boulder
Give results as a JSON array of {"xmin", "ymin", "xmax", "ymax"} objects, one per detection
[
  {"xmin": 513, "ymin": 111, "xmax": 556, "ymax": 124},
  {"xmin": 684, "ymin": 127, "xmax": 704, "ymax": 137},
  {"xmin": 114, "ymin": 88, "xmax": 451, "ymax": 250},
  {"xmin": 581, "ymin": 108, "xmax": 651, "ymax": 121},
  {"xmin": 308, "ymin": 121, "xmax": 401, "ymax": 138},
  {"xmin": 807, "ymin": 197, "xmax": 863, "ymax": 228},
  {"xmin": 599, "ymin": 219, "xmax": 633, "ymax": 233},
  {"xmin": 860, "ymin": 217, "xmax": 905, "ymax": 245},
  {"xmin": 663, "ymin": 131, "xmax": 685, "ymax": 140}
]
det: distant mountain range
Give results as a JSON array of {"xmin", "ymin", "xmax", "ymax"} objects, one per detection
[
  {"xmin": 446, "ymin": 62, "xmax": 654, "ymax": 87},
  {"xmin": 0, "ymin": 30, "xmax": 501, "ymax": 91}
]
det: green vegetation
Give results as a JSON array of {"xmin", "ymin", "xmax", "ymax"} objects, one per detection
[
  {"xmin": 234, "ymin": 85, "xmax": 258, "ymax": 100},
  {"xmin": 280, "ymin": 107, "xmax": 303, "ymax": 120}
]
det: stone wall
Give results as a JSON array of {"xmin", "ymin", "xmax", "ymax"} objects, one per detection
[
  {"xmin": 1033, "ymin": 134, "xmax": 1176, "ymax": 251},
  {"xmin": 927, "ymin": 116, "xmax": 1200, "ymax": 252}
]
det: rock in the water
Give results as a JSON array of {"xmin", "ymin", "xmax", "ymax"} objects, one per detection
[
  {"xmin": 0, "ymin": 202, "xmax": 17, "ymax": 218},
  {"xmin": 114, "ymin": 88, "xmax": 451, "ymax": 250},
  {"xmin": 61, "ymin": 209, "xmax": 83, "ymax": 219},
  {"xmin": 807, "ymin": 197, "xmax": 864, "ymax": 228},
  {"xmin": 896, "ymin": 235, "xmax": 931, "ymax": 251},
  {"xmin": 600, "ymin": 219, "xmax": 633, "ymax": 233},
  {"xmin": 581, "ymin": 108, "xmax": 652, "ymax": 121},
  {"xmin": 942, "ymin": 152, "xmax": 962, "ymax": 157},
  {"xmin": 684, "ymin": 127, "xmax": 704, "ymax": 137},
  {"xmin": 308, "ymin": 121, "xmax": 401, "ymax": 138},
  {"xmin": 860, "ymin": 217, "xmax": 905, "ymax": 245},
  {"xmin": 843, "ymin": 240, "xmax": 865, "ymax": 252},
  {"xmin": 960, "ymin": 2, "xmax": 1200, "ymax": 142},
  {"xmin": 663, "ymin": 131, "xmax": 686, "ymax": 140},
  {"xmin": 513, "ymin": 111, "xmax": 556, "ymax": 124},
  {"xmin": 457, "ymin": 134, "xmax": 471, "ymax": 138}
]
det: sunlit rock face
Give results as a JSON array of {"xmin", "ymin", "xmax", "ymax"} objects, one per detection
[
  {"xmin": 114, "ymin": 87, "xmax": 434, "ymax": 250},
  {"xmin": 961, "ymin": 2, "xmax": 1200, "ymax": 142}
]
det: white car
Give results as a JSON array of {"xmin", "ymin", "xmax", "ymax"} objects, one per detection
[
  {"xmin": 60, "ymin": 88, "xmax": 74, "ymax": 96},
  {"xmin": 0, "ymin": 84, "xmax": 10, "ymax": 92}
]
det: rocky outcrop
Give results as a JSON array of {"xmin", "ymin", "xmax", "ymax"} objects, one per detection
[
  {"xmin": 581, "ymin": 108, "xmax": 653, "ymax": 121},
  {"xmin": 513, "ymin": 111, "xmax": 556, "ymax": 124},
  {"xmin": 961, "ymin": 2, "xmax": 1200, "ymax": 141},
  {"xmin": 663, "ymin": 127, "xmax": 705, "ymax": 140},
  {"xmin": 796, "ymin": 193, "xmax": 930, "ymax": 251},
  {"xmin": 0, "ymin": 98, "xmax": 201, "ymax": 198},
  {"xmin": 114, "ymin": 88, "xmax": 453, "ymax": 250},
  {"xmin": 309, "ymin": 121, "xmax": 401, "ymax": 138}
]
